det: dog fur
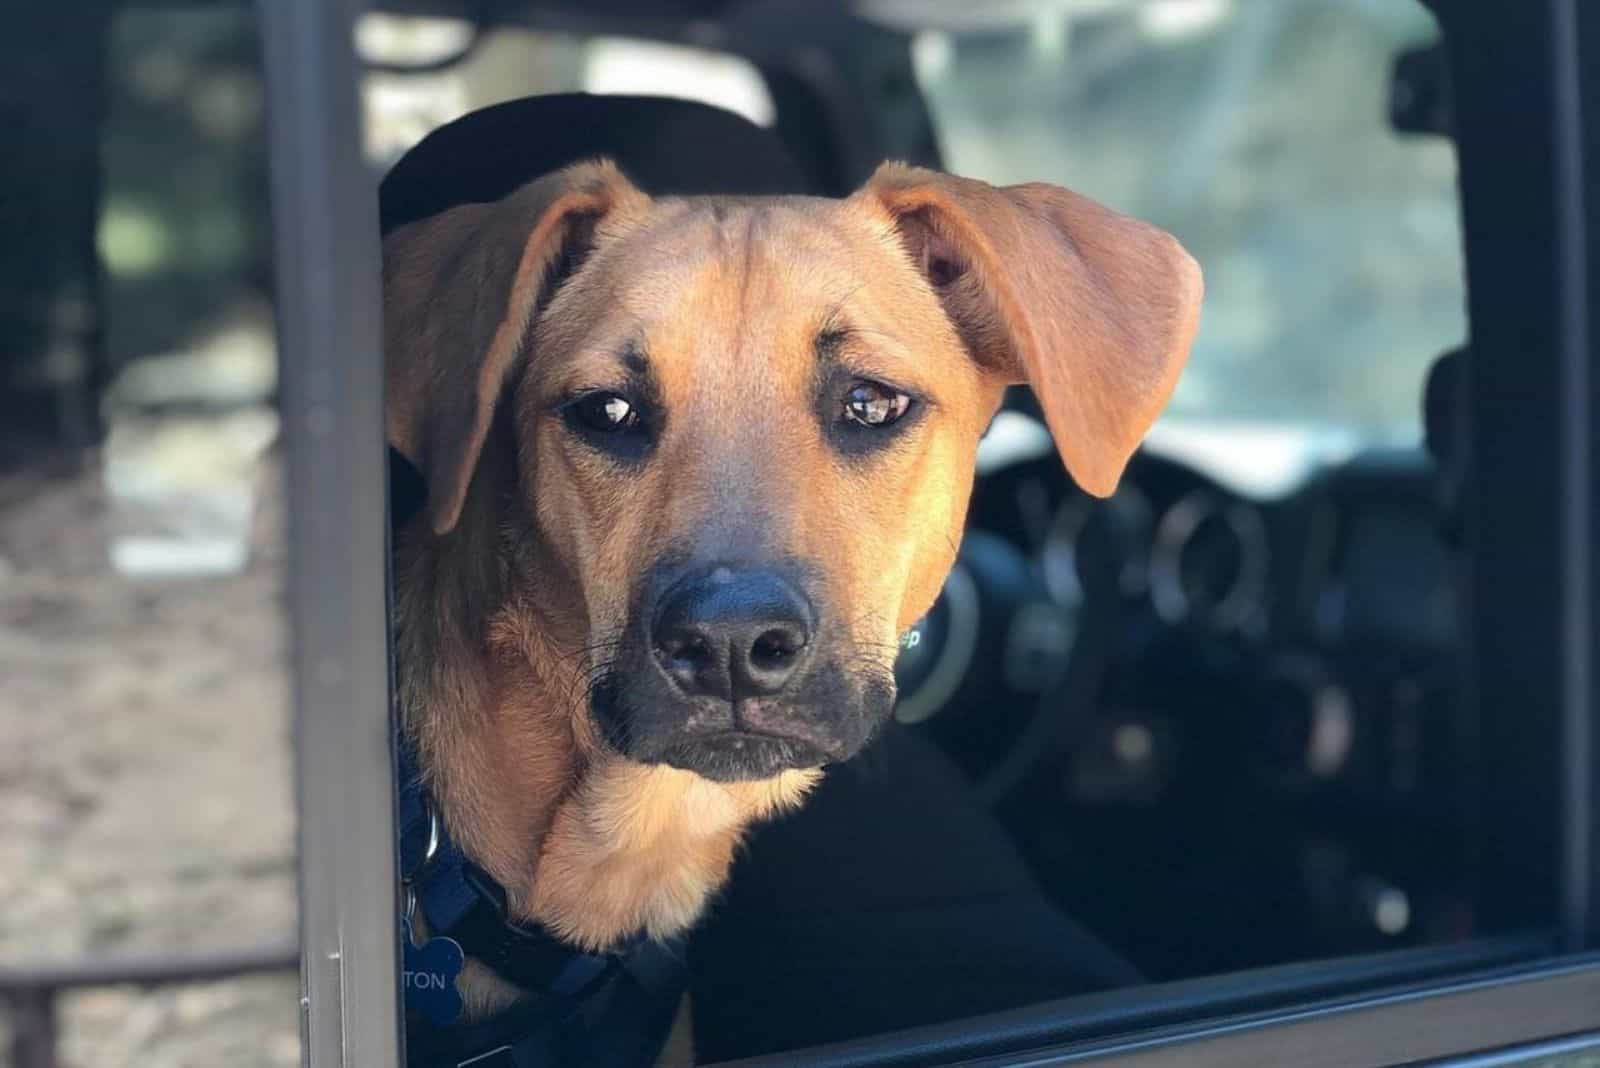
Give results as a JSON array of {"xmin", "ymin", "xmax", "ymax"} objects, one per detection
[{"xmin": 384, "ymin": 159, "xmax": 1201, "ymax": 1032}]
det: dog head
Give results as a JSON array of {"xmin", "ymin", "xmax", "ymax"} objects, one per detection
[{"xmin": 386, "ymin": 160, "xmax": 1200, "ymax": 783}]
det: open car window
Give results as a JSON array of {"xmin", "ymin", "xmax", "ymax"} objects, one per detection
[
  {"xmin": 915, "ymin": 2, "xmax": 1462, "ymax": 449},
  {"xmin": 3, "ymin": 2, "xmax": 1597, "ymax": 1067}
]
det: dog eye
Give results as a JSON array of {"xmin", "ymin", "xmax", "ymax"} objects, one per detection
[
  {"xmin": 569, "ymin": 391, "xmax": 639, "ymax": 433},
  {"xmin": 842, "ymin": 381, "xmax": 912, "ymax": 428}
]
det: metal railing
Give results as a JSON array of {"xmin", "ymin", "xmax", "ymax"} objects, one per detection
[{"xmin": 0, "ymin": 942, "xmax": 298, "ymax": 1068}]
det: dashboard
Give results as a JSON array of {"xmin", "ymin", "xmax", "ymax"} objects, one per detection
[{"xmin": 893, "ymin": 418, "xmax": 1472, "ymax": 979}]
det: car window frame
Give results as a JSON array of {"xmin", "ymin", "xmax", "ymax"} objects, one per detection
[
  {"xmin": 260, "ymin": 0, "xmax": 401, "ymax": 1063},
  {"xmin": 1452, "ymin": 0, "xmax": 1598, "ymax": 949}
]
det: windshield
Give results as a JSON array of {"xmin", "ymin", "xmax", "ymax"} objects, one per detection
[{"xmin": 909, "ymin": 0, "xmax": 1463, "ymax": 447}]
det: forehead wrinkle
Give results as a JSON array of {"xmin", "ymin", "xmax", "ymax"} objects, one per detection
[
  {"xmin": 730, "ymin": 204, "xmax": 770, "ymax": 372},
  {"xmin": 589, "ymin": 204, "xmax": 726, "ymax": 321}
]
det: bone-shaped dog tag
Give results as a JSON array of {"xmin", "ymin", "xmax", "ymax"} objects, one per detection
[{"xmin": 401, "ymin": 917, "xmax": 465, "ymax": 1026}]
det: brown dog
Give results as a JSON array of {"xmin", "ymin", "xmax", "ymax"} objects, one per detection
[{"xmin": 384, "ymin": 159, "xmax": 1201, "ymax": 1021}]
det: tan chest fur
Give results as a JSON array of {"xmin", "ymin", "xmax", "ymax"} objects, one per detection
[{"xmin": 525, "ymin": 755, "xmax": 818, "ymax": 948}]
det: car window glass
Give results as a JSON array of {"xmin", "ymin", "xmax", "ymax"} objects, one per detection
[{"xmin": 913, "ymin": 1, "xmax": 1462, "ymax": 473}]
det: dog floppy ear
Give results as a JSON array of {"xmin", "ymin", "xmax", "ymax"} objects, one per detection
[
  {"xmin": 856, "ymin": 163, "xmax": 1202, "ymax": 497},
  {"xmin": 384, "ymin": 160, "xmax": 647, "ymax": 534}
]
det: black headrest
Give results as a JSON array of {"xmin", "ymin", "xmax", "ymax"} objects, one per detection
[{"xmin": 379, "ymin": 93, "xmax": 812, "ymax": 235}]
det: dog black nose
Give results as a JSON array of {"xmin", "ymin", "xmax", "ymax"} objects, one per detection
[{"xmin": 652, "ymin": 568, "xmax": 814, "ymax": 700}]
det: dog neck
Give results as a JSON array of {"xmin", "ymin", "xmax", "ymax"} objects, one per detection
[{"xmin": 392, "ymin": 478, "xmax": 816, "ymax": 1015}]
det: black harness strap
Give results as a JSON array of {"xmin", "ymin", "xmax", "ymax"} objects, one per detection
[
  {"xmin": 400, "ymin": 945, "xmax": 686, "ymax": 1068},
  {"xmin": 396, "ymin": 727, "xmax": 686, "ymax": 1066}
]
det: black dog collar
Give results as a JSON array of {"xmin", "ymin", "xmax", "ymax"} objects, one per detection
[{"xmin": 397, "ymin": 738, "xmax": 686, "ymax": 1066}]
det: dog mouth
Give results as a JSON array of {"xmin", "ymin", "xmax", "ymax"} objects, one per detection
[
  {"xmin": 649, "ymin": 728, "xmax": 832, "ymax": 782},
  {"xmin": 590, "ymin": 670, "xmax": 886, "ymax": 782}
]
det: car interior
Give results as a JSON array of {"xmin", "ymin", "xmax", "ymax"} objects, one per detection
[{"xmin": 4, "ymin": 0, "xmax": 1593, "ymax": 1065}]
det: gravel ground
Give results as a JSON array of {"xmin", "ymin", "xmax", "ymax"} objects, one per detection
[{"xmin": 0, "ymin": 449, "xmax": 299, "ymax": 1068}]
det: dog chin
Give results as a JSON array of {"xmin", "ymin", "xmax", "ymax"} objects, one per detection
[{"xmin": 651, "ymin": 730, "xmax": 831, "ymax": 782}]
